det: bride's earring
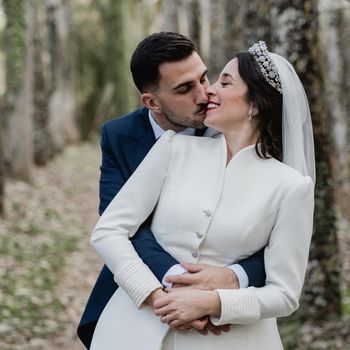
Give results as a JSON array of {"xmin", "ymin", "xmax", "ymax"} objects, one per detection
[{"xmin": 248, "ymin": 107, "xmax": 253, "ymax": 121}]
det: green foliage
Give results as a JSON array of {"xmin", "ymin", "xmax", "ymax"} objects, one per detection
[
  {"xmin": 341, "ymin": 287, "xmax": 350, "ymax": 316},
  {"xmin": 3, "ymin": 0, "xmax": 25, "ymax": 95},
  {"xmin": 72, "ymin": 0, "xmax": 133, "ymax": 139},
  {"xmin": 102, "ymin": 0, "xmax": 131, "ymax": 117},
  {"xmin": 0, "ymin": 26, "xmax": 4, "ymax": 51},
  {"xmin": 278, "ymin": 313, "xmax": 300, "ymax": 349},
  {"xmin": 0, "ymin": 210, "xmax": 78, "ymax": 342},
  {"xmin": 73, "ymin": 11, "xmax": 106, "ymax": 139}
]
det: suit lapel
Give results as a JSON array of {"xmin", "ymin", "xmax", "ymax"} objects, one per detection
[{"xmin": 119, "ymin": 108, "xmax": 156, "ymax": 174}]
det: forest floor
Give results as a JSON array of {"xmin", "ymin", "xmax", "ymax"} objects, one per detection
[
  {"xmin": 0, "ymin": 142, "xmax": 101, "ymax": 350},
  {"xmin": 0, "ymin": 142, "xmax": 349, "ymax": 350}
]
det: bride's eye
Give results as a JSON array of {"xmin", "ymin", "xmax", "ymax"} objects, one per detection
[{"xmin": 220, "ymin": 82, "xmax": 229, "ymax": 87}]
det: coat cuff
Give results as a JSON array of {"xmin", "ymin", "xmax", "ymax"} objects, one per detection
[
  {"xmin": 114, "ymin": 261, "xmax": 163, "ymax": 308},
  {"xmin": 210, "ymin": 288, "xmax": 260, "ymax": 325}
]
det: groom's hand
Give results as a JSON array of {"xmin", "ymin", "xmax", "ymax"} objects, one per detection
[
  {"xmin": 144, "ymin": 288, "xmax": 167, "ymax": 307},
  {"xmin": 175, "ymin": 317, "xmax": 208, "ymax": 332},
  {"xmin": 165, "ymin": 262, "xmax": 239, "ymax": 290},
  {"xmin": 175, "ymin": 319, "xmax": 230, "ymax": 335}
]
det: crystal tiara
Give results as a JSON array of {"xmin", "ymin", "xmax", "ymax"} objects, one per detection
[{"xmin": 248, "ymin": 41, "xmax": 282, "ymax": 94}]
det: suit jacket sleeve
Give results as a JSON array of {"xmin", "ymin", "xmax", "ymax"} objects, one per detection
[
  {"xmin": 99, "ymin": 124, "xmax": 178, "ymax": 281},
  {"xmin": 211, "ymin": 176, "xmax": 314, "ymax": 325},
  {"xmin": 238, "ymin": 248, "xmax": 266, "ymax": 287},
  {"xmin": 91, "ymin": 131, "xmax": 176, "ymax": 308}
]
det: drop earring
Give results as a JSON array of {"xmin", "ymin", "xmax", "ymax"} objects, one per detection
[{"xmin": 248, "ymin": 108, "xmax": 253, "ymax": 121}]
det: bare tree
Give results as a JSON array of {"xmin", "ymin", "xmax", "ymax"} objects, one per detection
[
  {"xmin": 94, "ymin": 0, "xmax": 131, "ymax": 121},
  {"xmin": 159, "ymin": 0, "xmax": 178, "ymax": 32},
  {"xmin": 0, "ymin": 114, "xmax": 4, "ymax": 216},
  {"xmin": 318, "ymin": 0, "xmax": 350, "ymax": 311},
  {"xmin": 32, "ymin": 0, "xmax": 55, "ymax": 165},
  {"xmin": 208, "ymin": 0, "xmax": 245, "ymax": 81},
  {"xmin": 244, "ymin": 0, "xmax": 272, "ymax": 46},
  {"xmin": 46, "ymin": 0, "xmax": 78, "ymax": 151},
  {"xmin": 3, "ymin": 0, "xmax": 34, "ymax": 180}
]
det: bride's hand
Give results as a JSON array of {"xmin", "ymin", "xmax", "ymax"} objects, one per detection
[{"xmin": 153, "ymin": 288, "xmax": 221, "ymax": 327}]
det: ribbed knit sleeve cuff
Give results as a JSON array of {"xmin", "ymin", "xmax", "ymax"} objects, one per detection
[
  {"xmin": 210, "ymin": 288, "xmax": 260, "ymax": 325},
  {"xmin": 114, "ymin": 261, "xmax": 163, "ymax": 308}
]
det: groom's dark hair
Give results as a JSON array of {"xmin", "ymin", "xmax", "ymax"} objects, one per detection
[{"xmin": 130, "ymin": 32, "xmax": 196, "ymax": 93}]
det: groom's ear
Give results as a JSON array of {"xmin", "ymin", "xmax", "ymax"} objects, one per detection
[{"xmin": 141, "ymin": 93, "xmax": 162, "ymax": 113}]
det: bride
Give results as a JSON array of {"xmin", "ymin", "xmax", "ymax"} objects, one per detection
[{"xmin": 89, "ymin": 41, "xmax": 315, "ymax": 349}]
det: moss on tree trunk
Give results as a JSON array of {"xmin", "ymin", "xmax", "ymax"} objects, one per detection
[{"xmin": 271, "ymin": 0, "xmax": 341, "ymax": 325}]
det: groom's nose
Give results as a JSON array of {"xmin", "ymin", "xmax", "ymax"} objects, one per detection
[{"xmin": 195, "ymin": 83, "xmax": 210, "ymax": 105}]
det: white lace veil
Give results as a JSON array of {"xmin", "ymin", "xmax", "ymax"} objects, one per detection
[{"xmin": 270, "ymin": 53, "xmax": 316, "ymax": 183}]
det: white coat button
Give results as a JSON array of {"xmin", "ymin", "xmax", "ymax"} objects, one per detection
[
  {"xmin": 191, "ymin": 251, "xmax": 198, "ymax": 258},
  {"xmin": 202, "ymin": 209, "xmax": 212, "ymax": 217},
  {"xmin": 195, "ymin": 232, "xmax": 203, "ymax": 239}
]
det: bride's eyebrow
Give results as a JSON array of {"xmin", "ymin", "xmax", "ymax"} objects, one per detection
[{"xmin": 221, "ymin": 72, "xmax": 234, "ymax": 80}]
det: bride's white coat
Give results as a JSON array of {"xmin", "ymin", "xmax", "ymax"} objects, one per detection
[{"xmin": 90, "ymin": 131, "xmax": 314, "ymax": 349}]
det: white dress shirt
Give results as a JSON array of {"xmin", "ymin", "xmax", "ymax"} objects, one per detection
[{"xmin": 148, "ymin": 111, "xmax": 249, "ymax": 288}]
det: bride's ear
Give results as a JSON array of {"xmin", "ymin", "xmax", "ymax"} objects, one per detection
[{"xmin": 141, "ymin": 93, "xmax": 162, "ymax": 114}]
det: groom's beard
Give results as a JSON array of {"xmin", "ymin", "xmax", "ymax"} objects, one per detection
[{"xmin": 163, "ymin": 104, "xmax": 208, "ymax": 129}]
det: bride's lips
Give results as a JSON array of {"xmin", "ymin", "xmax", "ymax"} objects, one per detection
[{"xmin": 206, "ymin": 101, "xmax": 220, "ymax": 112}]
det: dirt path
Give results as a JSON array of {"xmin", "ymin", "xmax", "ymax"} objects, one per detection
[
  {"xmin": 42, "ymin": 144, "xmax": 102, "ymax": 350},
  {"xmin": 0, "ymin": 142, "xmax": 103, "ymax": 350},
  {"xmin": 48, "ymin": 143, "xmax": 102, "ymax": 350}
]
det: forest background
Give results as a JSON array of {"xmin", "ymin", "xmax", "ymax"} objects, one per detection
[{"xmin": 0, "ymin": 0, "xmax": 349, "ymax": 349}]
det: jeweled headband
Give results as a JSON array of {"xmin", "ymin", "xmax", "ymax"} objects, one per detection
[{"xmin": 248, "ymin": 41, "xmax": 283, "ymax": 94}]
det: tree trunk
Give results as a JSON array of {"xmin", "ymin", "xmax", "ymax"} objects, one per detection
[
  {"xmin": 208, "ymin": 0, "xmax": 245, "ymax": 81},
  {"xmin": 0, "ymin": 114, "xmax": 4, "ymax": 216},
  {"xmin": 99, "ymin": 0, "xmax": 131, "ymax": 120},
  {"xmin": 208, "ymin": 0, "xmax": 227, "ymax": 80},
  {"xmin": 198, "ymin": 0, "xmax": 211, "ymax": 65},
  {"xmin": 224, "ymin": 0, "xmax": 245, "ymax": 58},
  {"xmin": 271, "ymin": 0, "xmax": 341, "ymax": 324},
  {"xmin": 318, "ymin": 0, "xmax": 350, "ymax": 313},
  {"xmin": 159, "ymin": 0, "xmax": 178, "ymax": 32},
  {"xmin": 3, "ymin": 0, "xmax": 34, "ymax": 181},
  {"xmin": 244, "ymin": 0, "xmax": 272, "ymax": 47},
  {"xmin": 32, "ymin": 0, "xmax": 55, "ymax": 165},
  {"xmin": 185, "ymin": 0, "xmax": 201, "ymax": 52},
  {"xmin": 46, "ymin": 0, "xmax": 77, "ymax": 151}
]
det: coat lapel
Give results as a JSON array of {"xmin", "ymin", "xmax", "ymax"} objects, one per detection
[{"xmin": 119, "ymin": 108, "xmax": 156, "ymax": 174}]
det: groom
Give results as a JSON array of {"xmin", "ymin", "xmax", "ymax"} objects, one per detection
[{"xmin": 78, "ymin": 32, "xmax": 266, "ymax": 348}]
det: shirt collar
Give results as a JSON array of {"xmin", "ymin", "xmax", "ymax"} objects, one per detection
[{"xmin": 148, "ymin": 110, "xmax": 196, "ymax": 139}]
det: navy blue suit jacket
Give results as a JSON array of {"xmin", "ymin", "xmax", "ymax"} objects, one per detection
[{"xmin": 77, "ymin": 108, "xmax": 266, "ymax": 348}]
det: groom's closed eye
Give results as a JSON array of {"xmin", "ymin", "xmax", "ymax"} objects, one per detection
[
  {"xmin": 173, "ymin": 70, "xmax": 209, "ymax": 94},
  {"xmin": 175, "ymin": 83, "xmax": 194, "ymax": 94}
]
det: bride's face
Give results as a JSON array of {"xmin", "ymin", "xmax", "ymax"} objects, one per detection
[{"xmin": 204, "ymin": 58, "xmax": 252, "ymax": 132}]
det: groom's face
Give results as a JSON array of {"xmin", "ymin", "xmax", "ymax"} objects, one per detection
[{"xmin": 154, "ymin": 52, "xmax": 210, "ymax": 130}]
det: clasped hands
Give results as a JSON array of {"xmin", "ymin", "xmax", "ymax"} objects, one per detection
[{"xmin": 146, "ymin": 262, "xmax": 239, "ymax": 335}]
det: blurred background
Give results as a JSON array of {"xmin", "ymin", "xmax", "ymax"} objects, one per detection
[{"xmin": 0, "ymin": 0, "xmax": 349, "ymax": 349}]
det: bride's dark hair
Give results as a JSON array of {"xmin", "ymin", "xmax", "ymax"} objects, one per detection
[{"xmin": 236, "ymin": 51, "xmax": 283, "ymax": 161}]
